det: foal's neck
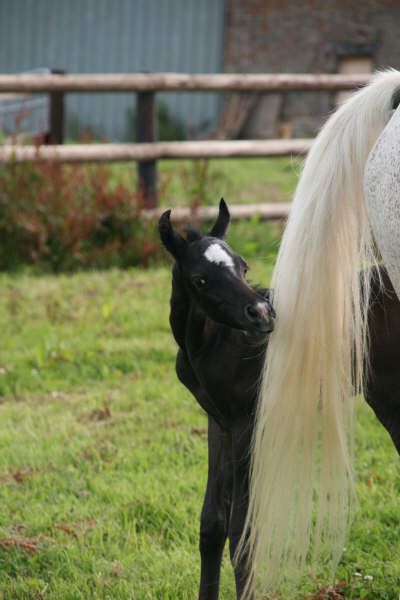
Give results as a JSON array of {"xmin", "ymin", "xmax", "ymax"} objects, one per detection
[{"xmin": 185, "ymin": 301, "xmax": 215, "ymax": 356}]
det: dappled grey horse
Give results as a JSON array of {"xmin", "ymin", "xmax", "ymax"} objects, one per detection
[
  {"xmin": 160, "ymin": 198, "xmax": 400, "ymax": 600},
  {"xmin": 243, "ymin": 69, "xmax": 400, "ymax": 596}
]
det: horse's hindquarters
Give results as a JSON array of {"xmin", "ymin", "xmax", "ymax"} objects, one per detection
[{"xmin": 365, "ymin": 105, "xmax": 400, "ymax": 301}]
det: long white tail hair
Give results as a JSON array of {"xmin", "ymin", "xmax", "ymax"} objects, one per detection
[{"xmin": 242, "ymin": 69, "xmax": 400, "ymax": 596}]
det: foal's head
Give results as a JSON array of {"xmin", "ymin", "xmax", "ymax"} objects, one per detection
[{"xmin": 159, "ymin": 199, "xmax": 275, "ymax": 334}]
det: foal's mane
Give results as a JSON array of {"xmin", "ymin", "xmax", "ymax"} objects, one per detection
[{"xmin": 184, "ymin": 228, "xmax": 203, "ymax": 243}]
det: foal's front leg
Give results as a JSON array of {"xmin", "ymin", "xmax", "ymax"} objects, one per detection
[{"xmin": 199, "ymin": 417, "xmax": 232, "ymax": 600}]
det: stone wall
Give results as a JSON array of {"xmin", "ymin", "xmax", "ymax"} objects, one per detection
[{"xmin": 223, "ymin": 1, "xmax": 400, "ymax": 137}]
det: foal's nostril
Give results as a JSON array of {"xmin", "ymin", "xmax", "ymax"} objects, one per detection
[
  {"xmin": 244, "ymin": 304, "xmax": 261, "ymax": 323},
  {"xmin": 244, "ymin": 302, "xmax": 274, "ymax": 332}
]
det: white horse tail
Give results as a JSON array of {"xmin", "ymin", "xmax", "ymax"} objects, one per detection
[{"xmin": 242, "ymin": 69, "xmax": 400, "ymax": 597}]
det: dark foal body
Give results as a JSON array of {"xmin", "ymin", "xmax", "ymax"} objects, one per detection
[
  {"xmin": 171, "ymin": 265, "xmax": 266, "ymax": 599},
  {"xmin": 160, "ymin": 200, "xmax": 400, "ymax": 600},
  {"xmin": 159, "ymin": 200, "xmax": 274, "ymax": 600}
]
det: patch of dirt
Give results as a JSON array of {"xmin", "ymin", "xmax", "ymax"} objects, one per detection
[
  {"xmin": 82, "ymin": 448, "xmax": 96, "ymax": 462},
  {"xmin": 52, "ymin": 523, "xmax": 78, "ymax": 539},
  {"xmin": 53, "ymin": 519, "xmax": 96, "ymax": 539},
  {"xmin": 84, "ymin": 405, "xmax": 112, "ymax": 422},
  {"xmin": 366, "ymin": 468, "xmax": 380, "ymax": 488},
  {"xmin": 109, "ymin": 562, "xmax": 124, "ymax": 578},
  {"xmin": 11, "ymin": 388, "xmax": 91, "ymax": 405},
  {"xmin": 309, "ymin": 585, "xmax": 346, "ymax": 600},
  {"xmin": 0, "ymin": 534, "xmax": 52, "ymax": 555},
  {"xmin": 6, "ymin": 523, "xmax": 27, "ymax": 535},
  {"xmin": 0, "ymin": 467, "xmax": 34, "ymax": 485}
]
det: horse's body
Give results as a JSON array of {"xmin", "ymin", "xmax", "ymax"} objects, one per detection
[
  {"xmin": 160, "ymin": 201, "xmax": 400, "ymax": 600},
  {"xmin": 365, "ymin": 267, "xmax": 400, "ymax": 453},
  {"xmin": 244, "ymin": 69, "xmax": 400, "ymax": 597}
]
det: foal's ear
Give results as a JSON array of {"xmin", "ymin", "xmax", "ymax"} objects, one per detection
[
  {"xmin": 159, "ymin": 210, "xmax": 187, "ymax": 261},
  {"xmin": 209, "ymin": 198, "xmax": 230, "ymax": 239}
]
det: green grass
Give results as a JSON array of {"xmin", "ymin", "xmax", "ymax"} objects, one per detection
[
  {"xmin": 0, "ymin": 251, "xmax": 398, "ymax": 598},
  {"xmin": 109, "ymin": 156, "xmax": 302, "ymax": 207}
]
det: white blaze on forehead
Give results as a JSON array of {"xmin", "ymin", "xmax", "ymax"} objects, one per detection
[{"xmin": 204, "ymin": 243, "xmax": 234, "ymax": 269}]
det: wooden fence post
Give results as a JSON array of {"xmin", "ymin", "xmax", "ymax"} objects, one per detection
[
  {"xmin": 47, "ymin": 69, "xmax": 65, "ymax": 144},
  {"xmin": 137, "ymin": 91, "xmax": 157, "ymax": 208}
]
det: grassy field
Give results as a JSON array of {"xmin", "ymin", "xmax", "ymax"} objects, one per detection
[
  {"xmin": 110, "ymin": 156, "xmax": 302, "ymax": 207},
  {"xmin": 0, "ymin": 236, "xmax": 399, "ymax": 598}
]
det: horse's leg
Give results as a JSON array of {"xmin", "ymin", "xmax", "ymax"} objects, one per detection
[
  {"xmin": 228, "ymin": 419, "xmax": 254, "ymax": 600},
  {"xmin": 199, "ymin": 416, "xmax": 232, "ymax": 600},
  {"xmin": 365, "ymin": 376, "xmax": 400, "ymax": 454},
  {"xmin": 366, "ymin": 271, "xmax": 400, "ymax": 455}
]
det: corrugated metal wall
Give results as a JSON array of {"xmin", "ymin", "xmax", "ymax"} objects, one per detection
[{"xmin": 0, "ymin": 0, "xmax": 225, "ymax": 140}]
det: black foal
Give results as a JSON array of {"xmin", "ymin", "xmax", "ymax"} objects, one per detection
[
  {"xmin": 159, "ymin": 199, "xmax": 400, "ymax": 600},
  {"xmin": 159, "ymin": 199, "xmax": 274, "ymax": 599}
]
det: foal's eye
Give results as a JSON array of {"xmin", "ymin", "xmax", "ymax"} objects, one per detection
[{"xmin": 192, "ymin": 276, "xmax": 207, "ymax": 289}]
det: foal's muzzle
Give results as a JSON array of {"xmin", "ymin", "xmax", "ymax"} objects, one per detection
[{"xmin": 244, "ymin": 301, "xmax": 275, "ymax": 333}]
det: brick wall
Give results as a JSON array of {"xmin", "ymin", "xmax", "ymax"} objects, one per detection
[{"xmin": 223, "ymin": 0, "xmax": 400, "ymax": 137}]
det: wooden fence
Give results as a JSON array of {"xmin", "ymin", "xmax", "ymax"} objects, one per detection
[
  {"xmin": 0, "ymin": 72, "xmax": 371, "ymax": 210},
  {"xmin": 141, "ymin": 202, "xmax": 292, "ymax": 223}
]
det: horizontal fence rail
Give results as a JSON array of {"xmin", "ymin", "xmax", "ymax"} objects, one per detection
[
  {"xmin": 1, "ymin": 71, "xmax": 374, "ymax": 212},
  {"xmin": 0, "ymin": 139, "xmax": 312, "ymax": 163},
  {"xmin": 0, "ymin": 73, "xmax": 371, "ymax": 93},
  {"xmin": 141, "ymin": 202, "xmax": 291, "ymax": 223}
]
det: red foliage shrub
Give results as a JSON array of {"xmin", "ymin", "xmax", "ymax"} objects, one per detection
[{"xmin": 0, "ymin": 158, "xmax": 160, "ymax": 271}]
